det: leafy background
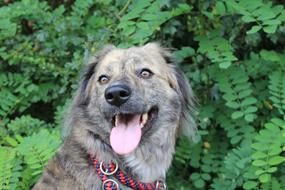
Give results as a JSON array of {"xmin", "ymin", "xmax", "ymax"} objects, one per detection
[{"xmin": 0, "ymin": 0, "xmax": 285, "ymax": 189}]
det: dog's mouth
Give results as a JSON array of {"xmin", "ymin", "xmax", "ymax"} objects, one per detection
[{"xmin": 109, "ymin": 107, "xmax": 158, "ymax": 155}]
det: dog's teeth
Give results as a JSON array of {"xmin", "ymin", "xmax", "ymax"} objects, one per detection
[
  {"xmin": 142, "ymin": 113, "xmax": 148, "ymax": 125},
  {"xmin": 115, "ymin": 115, "xmax": 119, "ymax": 127}
]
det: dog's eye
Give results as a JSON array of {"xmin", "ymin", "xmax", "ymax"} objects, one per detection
[
  {"xmin": 139, "ymin": 68, "xmax": 153, "ymax": 79},
  {"xmin": 98, "ymin": 75, "xmax": 110, "ymax": 84}
]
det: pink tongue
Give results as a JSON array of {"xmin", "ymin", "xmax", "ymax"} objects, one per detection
[{"xmin": 110, "ymin": 115, "xmax": 142, "ymax": 155}]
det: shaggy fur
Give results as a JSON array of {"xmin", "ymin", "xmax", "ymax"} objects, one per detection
[{"xmin": 33, "ymin": 43, "xmax": 196, "ymax": 190}]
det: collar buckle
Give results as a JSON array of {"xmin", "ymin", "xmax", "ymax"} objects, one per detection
[
  {"xmin": 102, "ymin": 179, "xmax": 120, "ymax": 190},
  {"xmin": 99, "ymin": 160, "xmax": 118, "ymax": 175},
  {"xmin": 155, "ymin": 180, "xmax": 167, "ymax": 190}
]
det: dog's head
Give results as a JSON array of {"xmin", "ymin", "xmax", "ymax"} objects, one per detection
[{"xmin": 69, "ymin": 43, "xmax": 196, "ymax": 156}]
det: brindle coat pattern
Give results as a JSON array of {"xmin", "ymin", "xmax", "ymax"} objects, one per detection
[{"xmin": 33, "ymin": 43, "xmax": 196, "ymax": 190}]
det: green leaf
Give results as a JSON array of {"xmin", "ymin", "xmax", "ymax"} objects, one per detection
[
  {"xmin": 226, "ymin": 101, "xmax": 239, "ymax": 109},
  {"xmin": 172, "ymin": 3, "xmax": 192, "ymax": 16},
  {"xmin": 190, "ymin": 173, "xmax": 200, "ymax": 180},
  {"xmin": 259, "ymin": 174, "xmax": 271, "ymax": 183},
  {"xmin": 252, "ymin": 160, "xmax": 267, "ymax": 166},
  {"xmin": 5, "ymin": 136, "xmax": 18, "ymax": 147},
  {"xmin": 260, "ymin": 50, "xmax": 280, "ymax": 62},
  {"xmin": 243, "ymin": 181, "xmax": 257, "ymax": 189},
  {"xmin": 194, "ymin": 179, "xmax": 205, "ymax": 188},
  {"xmin": 219, "ymin": 62, "xmax": 232, "ymax": 69},
  {"xmin": 244, "ymin": 114, "xmax": 255, "ymax": 122},
  {"xmin": 247, "ymin": 25, "xmax": 262, "ymax": 34},
  {"xmin": 268, "ymin": 147, "xmax": 282, "ymax": 155},
  {"xmin": 174, "ymin": 47, "xmax": 195, "ymax": 63},
  {"xmin": 255, "ymin": 169, "xmax": 265, "ymax": 176},
  {"xmin": 201, "ymin": 173, "xmax": 211, "ymax": 181},
  {"xmin": 231, "ymin": 135, "xmax": 242, "ymax": 144},
  {"xmin": 231, "ymin": 111, "xmax": 244, "ymax": 119},
  {"xmin": 241, "ymin": 98, "xmax": 257, "ymax": 107},
  {"xmin": 266, "ymin": 167, "xmax": 277, "ymax": 173},
  {"xmin": 263, "ymin": 25, "xmax": 278, "ymax": 33},
  {"xmin": 242, "ymin": 15, "xmax": 256, "ymax": 22},
  {"xmin": 268, "ymin": 156, "xmax": 284, "ymax": 165},
  {"xmin": 215, "ymin": 2, "xmax": 226, "ymax": 15},
  {"xmin": 252, "ymin": 152, "xmax": 267, "ymax": 159},
  {"xmin": 263, "ymin": 19, "xmax": 281, "ymax": 25},
  {"xmin": 244, "ymin": 106, "xmax": 257, "ymax": 114}
]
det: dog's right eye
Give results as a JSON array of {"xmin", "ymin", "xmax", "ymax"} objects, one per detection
[
  {"xmin": 139, "ymin": 68, "xmax": 153, "ymax": 79},
  {"xmin": 98, "ymin": 75, "xmax": 110, "ymax": 84}
]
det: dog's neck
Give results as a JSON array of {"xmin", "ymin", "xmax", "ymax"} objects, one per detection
[
  {"xmin": 123, "ymin": 143, "xmax": 173, "ymax": 182},
  {"xmin": 72, "ymin": 127, "xmax": 175, "ymax": 183}
]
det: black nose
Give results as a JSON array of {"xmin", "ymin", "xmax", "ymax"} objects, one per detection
[{"xmin": 105, "ymin": 85, "xmax": 131, "ymax": 107}]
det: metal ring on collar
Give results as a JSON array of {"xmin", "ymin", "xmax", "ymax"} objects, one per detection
[
  {"xmin": 155, "ymin": 180, "xmax": 167, "ymax": 190},
  {"xmin": 100, "ymin": 160, "xmax": 118, "ymax": 175},
  {"xmin": 102, "ymin": 179, "xmax": 120, "ymax": 190}
]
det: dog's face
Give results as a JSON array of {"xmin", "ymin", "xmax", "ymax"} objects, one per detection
[{"xmin": 73, "ymin": 43, "xmax": 195, "ymax": 156}]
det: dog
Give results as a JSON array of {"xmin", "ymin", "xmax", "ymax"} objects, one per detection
[{"xmin": 33, "ymin": 43, "xmax": 196, "ymax": 190}]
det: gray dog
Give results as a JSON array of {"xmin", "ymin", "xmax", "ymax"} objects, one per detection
[{"xmin": 33, "ymin": 43, "xmax": 196, "ymax": 190}]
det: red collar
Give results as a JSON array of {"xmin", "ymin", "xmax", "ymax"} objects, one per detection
[{"xmin": 90, "ymin": 155, "xmax": 167, "ymax": 190}]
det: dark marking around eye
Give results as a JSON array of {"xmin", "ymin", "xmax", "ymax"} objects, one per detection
[
  {"xmin": 138, "ymin": 68, "xmax": 153, "ymax": 79},
  {"xmin": 98, "ymin": 75, "xmax": 110, "ymax": 84}
]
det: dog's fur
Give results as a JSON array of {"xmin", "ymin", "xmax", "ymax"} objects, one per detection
[{"xmin": 33, "ymin": 43, "xmax": 196, "ymax": 190}]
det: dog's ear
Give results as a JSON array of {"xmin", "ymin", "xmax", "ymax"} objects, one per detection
[
  {"xmin": 146, "ymin": 42, "xmax": 198, "ymax": 141},
  {"xmin": 77, "ymin": 45, "xmax": 116, "ymax": 106},
  {"xmin": 173, "ymin": 67, "xmax": 198, "ymax": 142},
  {"xmin": 62, "ymin": 45, "xmax": 116, "ymax": 139}
]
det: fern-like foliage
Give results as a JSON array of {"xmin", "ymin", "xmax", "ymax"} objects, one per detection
[
  {"xmin": 174, "ymin": 137, "xmax": 193, "ymax": 165},
  {"xmin": 251, "ymin": 118, "xmax": 285, "ymax": 184},
  {"xmin": 0, "ymin": 148, "xmax": 22, "ymax": 190},
  {"xmin": 260, "ymin": 177, "xmax": 284, "ymax": 190},
  {"xmin": 211, "ymin": 142, "xmax": 257, "ymax": 190},
  {"xmin": 118, "ymin": 0, "xmax": 191, "ymax": 46},
  {"xmin": 0, "ymin": 0, "xmax": 49, "ymax": 40},
  {"xmin": 213, "ymin": 143, "xmax": 252, "ymax": 189},
  {"xmin": 17, "ymin": 167, "xmax": 33, "ymax": 190},
  {"xmin": 216, "ymin": 113, "xmax": 255, "ymax": 144},
  {"xmin": 171, "ymin": 137, "xmax": 226, "ymax": 189},
  {"xmin": 0, "ymin": 73, "xmax": 38, "ymax": 119},
  {"xmin": 211, "ymin": 179, "xmax": 236, "ymax": 190},
  {"xmin": 225, "ymin": 0, "xmax": 285, "ymax": 34},
  {"xmin": 269, "ymin": 72, "xmax": 285, "ymax": 116},
  {"xmin": 0, "ymin": 89, "xmax": 18, "ymax": 118},
  {"xmin": 215, "ymin": 67, "xmax": 258, "ymax": 122},
  {"xmin": 17, "ymin": 130, "xmax": 61, "ymax": 177},
  {"xmin": 212, "ymin": 141, "xmax": 263, "ymax": 190},
  {"xmin": 71, "ymin": 0, "xmax": 94, "ymax": 17},
  {"xmin": 0, "ymin": 129, "xmax": 61, "ymax": 189},
  {"xmin": 196, "ymin": 30, "xmax": 237, "ymax": 69},
  {"xmin": 0, "ymin": 73, "xmax": 26, "ymax": 87},
  {"xmin": 168, "ymin": 138, "xmax": 199, "ymax": 189},
  {"xmin": 0, "ymin": 73, "xmax": 23, "ymax": 117},
  {"xmin": 187, "ymin": 132, "xmax": 229, "ymax": 189},
  {"xmin": 7, "ymin": 115, "xmax": 47, "ymax": 136}
]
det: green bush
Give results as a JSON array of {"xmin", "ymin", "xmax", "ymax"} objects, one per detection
[{"xmin": 0, "ymin": 0, "xmax": 285, "ymax": 189}]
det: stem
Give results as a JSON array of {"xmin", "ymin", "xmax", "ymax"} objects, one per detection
[{"xmin": 118, "ymin": 0, "xmax": 132, "ymax": 16}]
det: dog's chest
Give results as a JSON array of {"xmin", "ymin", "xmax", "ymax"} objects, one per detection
[{"xmin": 124, "ymin": 154, "xmax": 168, "ymax": 182}]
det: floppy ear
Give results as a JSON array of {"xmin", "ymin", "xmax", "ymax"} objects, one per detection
[
  {"xmin": 77, "ymin": 61, "xmax": 97, "ymax": 106},
  {"xmin": 76, "ymin": 45, "xmax": 116, "ymax": 106},
  {"xmin": 148, "ymin": 43, "xmax": 198, "ymax": 141},
  {"xmin": 62, "ymin": 45, "xmax": 116, "ymax": 139},
  {"xmin": 174, "ymin": 67, "xmax": 198, "ymax": 142}
]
